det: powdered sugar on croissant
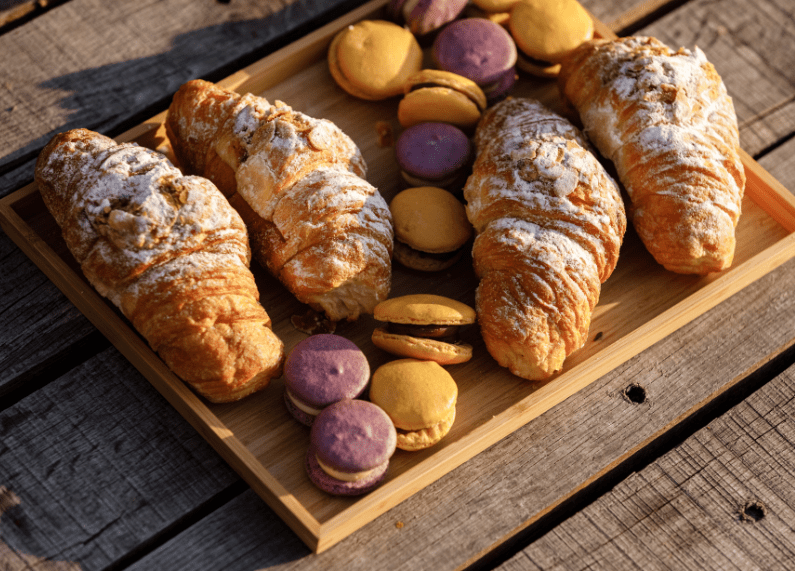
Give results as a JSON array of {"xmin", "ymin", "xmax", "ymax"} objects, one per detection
[
  {"xmin": 35, "ymin": 128, "xmax": 285, "ymax": 403},
  {"xmin": 559, "ymin": 36, "xmax": 745, "ymax": 274},
  {"xmin": 166, "ymin": 80, "xmax": 393, "ymax": 321},
  {"xmin": 464, "ymin": 98, "xmax": 626, "ymax": 380}
]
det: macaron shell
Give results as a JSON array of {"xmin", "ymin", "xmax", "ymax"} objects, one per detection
[
  {"xmin": 369, "ymin": 359, "xmax": 458, "ymax": 431},
  {"xmin": 333, "ymin": 20, "xmax": 423, "ymax": 100},
  {"xmin": 393, "ymin": 240, "xmax": 465, "ymax": 272},
  {"xmin": 397, "ymin": 407, "xmax": 456, "ymax": 451},
  {"xmin": 471, "ymin": 0, "xmax": 519, "ymax": 12},
  {"xmin": 310, "ymin": 399, "xmax": 397, "ymax": 472},
  {"xmin": 328, "ymin": 28, "xmax": 385, "ymax": 100},
  {"xmin": 398, "ymin": 87, "xmax": 483, "ymax": 129},
  {"xmin": 306, "ymin": 446, "xmax": 389, "ymax": 496},
  {"xmin": 432, "ymin": 18, "xmax": 517, "ymax": 86},
  {"xmin": 283, "ymin": 334, "xmax": 370, "ymax": 408},
  {"xmin": 374, "ymin": 293, "xmax": 477, "ymax": 325},
  {"xmin": 403, "ymin": 69, "xmax": 488, "ymax": 111},
  {"xmin": 395, "ymin": 124, "xmax": 473, "ymax": 186},
  {"xmin": 509, "ymin": 0, "xmax": 594, "ymax": 63},
  {"xmin": 372, "ymin": 327, "xmax": 473, "ymax": 364},
  {"xmin": 390, "ymin": 186, "xmax": 473, "ymax": 253},
  {"xmin": 402, "ymin": 0, "xmax": 469, "ymax": 36}
]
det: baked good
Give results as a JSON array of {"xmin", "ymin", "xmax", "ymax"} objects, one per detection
[
  {"xmin": 372, "ymin": 294, "xmax": 476, "ymax": 364},
  {"xmin": 398, "ymin": 69, "xmax": 487, "ymax": 130},
  {"xmin": 370, "ymin": 358, "xmax": 458, "ymax": 451},
  {"xmin": 306, "ymin": 399, "xmax": 397, "ymax": 495},
  {"xmin": 34, "ymin": 128, "xmax": 285, "ymax": 403},
  {"xmin": 327, "ymin": 20, "xmax": 423, "ymax": 100},
  {"xmin": 389, "ymin": 186, "xmax": 473, "ymax": 271},
  {"xmin": 395, "ymin": 122, "xmax": 473, "ymax": 192},
  {"xmin": 283, "ymin": 334, "xmax": 371, "ymax": 426},
  {"xmin": 463, "ymin": 97, "xmax": 626, "ymax": 380},
  {"xmin": 509, "ymin": 0, "xmax": 594, "ymax": 78},
  {"xmin": 558, "ymin": 36, "xmax": 745, "ymax": 274},
  {"xmin": 387, "ymin": 0, "xmax": 468, "ymax": 36},
  {"xmin": 165, "ymin": 79, "xmax": 394, "ymax": 321},
  {"xmin": 432, "ymin": 18, "xmax": 518, "ymax": 103}
]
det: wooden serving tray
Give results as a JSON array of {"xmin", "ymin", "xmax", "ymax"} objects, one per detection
[{"xmin": 3, "ymin": 0, "xmax": 795, "ymax": 553}]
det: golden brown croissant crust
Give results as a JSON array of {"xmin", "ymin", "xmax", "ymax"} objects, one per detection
[
  {"xmin": 35, "ymin": 128, "xmax": 285, "ymax": 403},
  {"xmin": 165, "ymin": 79, "xmax": 394, "ymax": 321},
  {"xmin": 464, "ymin": 98, "xmax": 627, "ymax": 381},
  {"xmin": 558, "ymin": 36, "xmax": 745, "ymax": 274}
]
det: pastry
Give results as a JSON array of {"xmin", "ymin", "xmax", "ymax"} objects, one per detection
[
  {"xmin": 395, "ymin": 122, "xmax": 473, "ymax": 191},
  {"xmin": 327, "ymin": 19, "xmax": 423, "ymax": 100},
  {"xmin": 558, "ymin": 36, "xmax": 746, "ymax": 274},
  {"xmin": 369, "ymin": 358, "xmax": 458, "ymax": 451},
  {"xmin": 432, "ymin": 18, "xmax": 518, "ymax": 103},
  {"xmin": 283, "ymin": 334, "xmax": 371, "ymax": 426},
  {"xmin": 387, "ymin": 0, "xmax": 468, "ymax": 37},
  {"xmin": 306, "ymin": 399, "xmax": 397, "ymax": 496},
  {"xmin": 398, "ymin": 69, "xmax": 487, "ymax": 130},
  {"xmin": 509, "ymin": 0, "xmax": 594, "ymax": 78},
  {"xmin": 463, "ymin": 97, "xmax": 626, "ymax": 380},
  {"xmin": 389, "ymin": 186, "xmax": 473, "ymax": 271},
  {"xmin": 372, "ymin": 294, "xmax": 476, "ymax": 364},
  {"xmin": 34, "ymin": 128, "xmax": 285, "ymax": 403},
  {"xmin": 165, "ymin": 79, "xmax": 394, "ymax": 321}
]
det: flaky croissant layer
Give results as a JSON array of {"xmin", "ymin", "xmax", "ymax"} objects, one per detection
[
  {"xmin": 464, "ymin": 98, "xmax": 626, "ymax": 381},
  {"xmin": 559, "ymin": 36, "xmax": 745, "ymax": 274},
  {"xmin": 166, "ymin": 79, "xmax": 394, "ymax": 321},
  {"xmin": 35, "ymin": 129, "xmax": 284, "ymax": 403}
]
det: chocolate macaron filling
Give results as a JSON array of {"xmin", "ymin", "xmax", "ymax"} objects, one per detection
[{"xmin": 385, "ymin": 321, "xmax": 463, "ymax": 343}]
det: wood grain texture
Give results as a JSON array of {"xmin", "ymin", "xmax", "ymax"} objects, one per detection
[
  {"xmin": 498, "ymin": 342, "xmax": 795, "ymax": 570},
  {"xmin": 0, "ymin": 0, "xmax": 366, "ymax": 197},
  {"xmin": 0, "ymin": 346, "xmax": 239, "ymax": 570}
]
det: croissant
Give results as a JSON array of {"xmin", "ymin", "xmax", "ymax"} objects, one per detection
[
  {"xmin": 165, "ymin": 79, "xmax": 394, "ymax": 321},
  {"xmin": 34, "ymin": 128, "xmax": 285, "ymax": 403},
  {"xmin": 463, "ymin": 98, "xmax": 626, "ymax": 380},
  {"xmin": 558, "ymin": 36, "xmax": 745, "ymax": 274}
]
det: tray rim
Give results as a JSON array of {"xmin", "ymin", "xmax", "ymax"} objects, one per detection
[{"xmin": 3, "ymin": 0, "xmax": 795, "ymax": 553}]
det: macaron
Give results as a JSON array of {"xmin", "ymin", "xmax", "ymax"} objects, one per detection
[
  {"xmin": 395, "ymin": 122, "xmax": 473, "ymax": 192},
  {"xmin": 372, "ymin": 293, "xmax": 476, "ymax": 364},
  {"xmin": 369, "ymin": 358, "xmax": 458, "ymax": 451},
  {"xmin": 306, "ymin": 399, "xmax": 397, "ymax": 496},
  {"xmin": 388, "ymin": 0, "xmax": 468, "ymax": 37},
  {"xmin": 509, "ymin": 0, "xmax": 594, "ymax": 78},
  {"xmin": 283, "ymin": 334, "xmax": 370, "ymax": 426},
  {"xmin": 431, "ymin": 18, "xmax": 517, "ymax": 101},
  {"xmin": 328, "ymin": 19, "xmax": 423, "ymax": 100},
  {"xmin": 398, "ymin": 69, "xmax": 487, "ymax": 130},
  {"xmin": 389, "ymin": 185, "xmax": 473, "ymax": 272}
]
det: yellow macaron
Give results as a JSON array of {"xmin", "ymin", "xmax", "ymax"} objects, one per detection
[
  {"xmin": 398, "ymin": 69, "xmax": 488, "ymax": 130},
  {"xmin": 389, "ymin": 186, "xmax": 473, "ymax": 271},
  {"xmin": 372, "ymin": 294, "xmax": 476, "ymax": 365},
  {"xmin": 509, "ymin": 0, "xmax": 594, "ymax": 78},
  {"xmin": 328, "ymin": 20, "xmax": 423, "ymax": 100},
  {"xmin": 369, "ymin": 358, "xmax": 458, "ymax": 451}
]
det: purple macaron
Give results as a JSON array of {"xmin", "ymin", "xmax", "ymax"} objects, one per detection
[
  {"xmin": 388, "ymin": 0, "xmax": 468, "ymax": 36},
  {"xmin": 395, "ymin": 122, "xmax": 473, "ymax": 190},
  {"xmin": 432, "ymin": 18, "xmax": 518, "ymax": 98},
  {"xmin": 306, "ymin": 399, "xmax": 397, "ymax": 496},
  {"xmin": 283, "ymin": 334, "xmax": 370, "ymax": 426}
]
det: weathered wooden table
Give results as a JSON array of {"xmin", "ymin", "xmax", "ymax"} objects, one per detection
[{"xmin": 2, "ymin": 0, "xmax": 795, "ymax": 568}]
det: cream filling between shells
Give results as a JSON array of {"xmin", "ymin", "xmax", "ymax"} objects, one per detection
[
  {"xmin": 316, "ymin": 456, "xmax": 385, "ymax": 482},
  {"xmin": 286, "ymin": 389, "xmax": 323, "ymax": 417}
]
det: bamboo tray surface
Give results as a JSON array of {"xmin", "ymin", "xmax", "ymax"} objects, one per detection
[{"xmin": 3, "ymin": 0, "xmax": 795, "ymax": 553}]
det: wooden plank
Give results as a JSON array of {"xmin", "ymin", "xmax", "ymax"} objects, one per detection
[
  {"xmin": 0, "ymin": 0, "xmax": 366, "ymax": 197},
  {"xmin": 120, "ymin": 206, "xmax": 795, "ymax": 569},
  {"xmin": 498, "ymin": 345, "xmax": 795, "ymax": 571},
  {"xmin": 0, "ymin": 346, "xmax": 240, "ymax": 569}
]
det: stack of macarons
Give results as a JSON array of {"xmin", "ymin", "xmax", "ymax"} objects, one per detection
[
  {"xmin": 282, "ymin": 334, "xmax": 399, "ymax": 496},
  {"xmin": 389, "ymin": 186, "xmax": 473, "ymax": 271}
]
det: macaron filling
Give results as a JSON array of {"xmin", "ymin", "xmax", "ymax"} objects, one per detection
[
  {"xmin": 316, "ymin": 455, "xmax": 385, "ymax": 482},
  {"xmin": 385, "ymin": 321, "xmax": 463, "ymax": 343},
  {"xmin": 407, "ymin": 83, "xmax": 486, "ymax": 112},
  {"xmin": 285, "ymin": 388, "xmax": 324, "ymax": 417}
]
